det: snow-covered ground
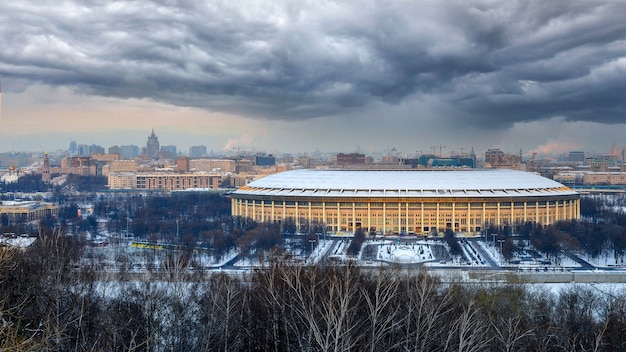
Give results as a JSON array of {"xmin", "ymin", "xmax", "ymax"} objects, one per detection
[
  {"xmin": 70, "ymin": 228, "xmax": 626, "ymax": 277},
  {"xmin": 577, "ymin": 251, "xmax": 626, "ymax": 268},
  {"xmin": 375, "ymin": 240, "xmax": 434, "ymax": 263},
  {"xmin": 0, "ymin": 236, "xmax": 36, "ymax": 248}
]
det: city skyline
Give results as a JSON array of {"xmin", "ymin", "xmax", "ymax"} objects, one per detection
[{"xmin": 1, "ymin": 1, "xmax": 626, "ymax": 155}]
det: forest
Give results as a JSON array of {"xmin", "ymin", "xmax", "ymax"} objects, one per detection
[{"xmin": 1, "ymin": 233, "xmax": 626, "ymax": 351}]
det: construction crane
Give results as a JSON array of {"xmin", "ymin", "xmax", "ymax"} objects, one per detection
[
  {"xmin": 435, "ymin": 145, "xmax": 446, "ymax": 157},
  {"xmin": 529, "ymin": 152, "xmax": 537, "ymax": 171},
  {"xmin": 419, "ymin": 145, "xmax": 446, "ymax": 157}
]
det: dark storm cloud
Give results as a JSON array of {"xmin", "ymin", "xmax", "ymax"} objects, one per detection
[{"xmin": 0, "ymin": 0, "xmax": 625, "ymax": 127}]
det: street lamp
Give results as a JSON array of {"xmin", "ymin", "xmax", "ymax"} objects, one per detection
[
  {"xmin": 498, "ymin": 239, "xmax": 506, "ymax": 254},
  {"xmin": 308, "ymin": 238, "xmax": 316, "ymax": 263},
  {"xmin": 309, "ymin": 238, "xmax": 316, "ymax": 253}
]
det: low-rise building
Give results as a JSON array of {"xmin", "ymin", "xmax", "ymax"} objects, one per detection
[
  {"xmin": 108, "ymin": 172, "xmax": 220, "ymax": 191},
  {"xmin": 190, "ymin": 159, "xmax": 236, "ymax": 173},
  {"xmin": 0, "ymin": 201, "xmax": 58, "ymax": 223}
]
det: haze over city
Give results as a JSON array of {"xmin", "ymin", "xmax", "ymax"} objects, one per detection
[{"xmin": 1, "ymin": 1, "xmax": 625, "ymax": 155}]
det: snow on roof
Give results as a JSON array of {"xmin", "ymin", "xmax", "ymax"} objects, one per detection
[{"xmin": 233, "ymin": 169, "xmax": 578, "ymax": 198}]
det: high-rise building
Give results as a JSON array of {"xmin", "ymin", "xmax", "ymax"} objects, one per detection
[
  {"xmin": 485, "ymin": 149, "xmax": 505, "ymax": 165},
  {"xmin": 69, "ymin": 141, "xmax": 78, "ymax": 155},
  {"xmin": 189, "ymin": 145, "xmax": 207, "ymax": 158},
  {"xmin": 335, "ymin": 153, "xmax": 366, "ymax": 165},
  {"xmin": 76, "ymin": 144, "xmax": 104, "ymax": 156},
  {"xmin": 256, "ymin": 154, "xmax": 276, "ymax": 166},
  {"xmin": 0, "ymin": 152, "xmax": 32, "ymax": 168},
  {"xmin": 77, "ymin": 144, "xmax": 89, "ymax": 156},
  {"xmin": 120, "ymin": 145, "xmax": 140, "ymax": 159},
  {"xmin": 568, "ymin": 151, "xmax": 585, "ymax": 163},
  {"xmin": 108, "ymin": 145, "xmax": 122, "ymax": 157},
  {"xmin": 177, "ymin": 156, "xmax": 190, "ymax": 172},
  {"xmin": 145, "ymin": 129, "xmax": 160, "ymax": 159},
  {"xmin": 160, "ymin": 145, "xmax": 177, "ymax": 158}
]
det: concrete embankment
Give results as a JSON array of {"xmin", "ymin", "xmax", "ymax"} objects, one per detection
[{"xmin": 469, "ymin": 270, "xmax": 626, "ymax": 283}]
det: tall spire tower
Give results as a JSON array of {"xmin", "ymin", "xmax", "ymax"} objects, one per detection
[
  {"xmin": 145, "ymin": 128, "xmax": 160, "ymax": 159},
  {"xmin": 42, "ymin": 152, "xmax": 51, "ymax": 183}
]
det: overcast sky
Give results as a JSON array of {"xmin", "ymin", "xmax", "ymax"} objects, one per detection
[{"xmin": 1, "ymin": 0, "xmax": 625, "ymax": 157}]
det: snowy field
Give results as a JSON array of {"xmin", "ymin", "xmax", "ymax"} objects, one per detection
[{"xmin": 64, "ymin": 223, "xmax": 626, "ymax": 288}]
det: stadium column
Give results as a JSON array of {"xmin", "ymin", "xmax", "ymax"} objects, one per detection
[
  {"xmin": 405, "ymin": 202, "xmax": 409, "ymax": 233},
  {"xmin": 467, "ymin": 203, "xmax": 471, "ymax": 233},
  {"xmin": 271, "ymin": 200, "xmax": 275, "ymax": 222},
  {"xmin": 322, "ymin": 202, "xmax": 326, "ymax": 229},
  {"xmin": 308, "ymin": 202, "xmax": 312, "ymax": 230},
  {"xmin": 535, "ymin": 202, "xmax": 539, "ymax": 223},
  {"xmin": 523, "ymin": 202, "xmax": 527, "ymax": 223},
  {"xmin": 352, "ymin": 202, "xmax": 356, "ymax": 234},
  {"xmin": 261, "ymin": 200, "xmax": 264, "ymax": 223},
  {"xmin": 382, "ymin": 202, "xmax": 387, "ymax": 234},
  {"xmin": 482, "ymin": 203, "xmax": 486, "ymax": 228},
  {"xmin": 566, "ymin": 200, "xmax": 574, "ymax": 219},
  {"xmin": 367, "ymin": 203, "xmax": 371, "ymax": 234},
  {"xmin": 421, "ymin": 203, "xmax": 424, "ymax": 235},
  {"xmin": 337, "ymin": 203, "xmax": 341, "ymax": 233},
  {"xmin": 510, "ymin": 202, "xmax": 514, "ymax": 227},
  {"xmin": 496, "ymin": 203, "xmax": 501, "ymax": 227},
  {"xmin": 436, "ymin": 203, "xmax": 440, "ymax": 234},
  {"xmin": 282, "ymin": 202, "xmax": 286, "ymax": 223},
  {"xmin": 398, "ymin": 202, "xmax": 402, "ymax": 233},
  {"xmin": 555, "ymin": 200, "xmax": 559, "ymax": 221},
  {"xmin": 295, "ymin": 202, "xmax": 299, "ymax": 230},
  {"xmin": 253, "ymin": 200, "xmax": 257, "ymax": 220},
  {"xmin": 451, "ymin": 202, "xmax": 455, "ymax": 233},
  {"xmin": 546, "ymin": 201, "xmax": 550, "ymax": 224}
]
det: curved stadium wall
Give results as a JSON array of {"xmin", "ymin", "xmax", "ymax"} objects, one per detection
[{"xmin": 230, "ymin": 169, "xmax": 580, "ymax": 235}]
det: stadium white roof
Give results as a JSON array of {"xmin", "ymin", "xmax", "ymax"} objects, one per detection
[{"xmin": 233, "ymin": 169, "xmax": 578, "ymax": 198}]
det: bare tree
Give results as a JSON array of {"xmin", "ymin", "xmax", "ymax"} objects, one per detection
[
  {"xmin": 490, "ymin": 315, "xmax": 536, "ymax": 352},
  {"xmin": 361, "ymin": 269, "xmax": 402, "ymax": 352},
  {"xmin": 444, "ymin": 299, "xmax": 492, "ymax": 352},
  {"xmin": 251, "ymin": 261, "xmax": 299, "ymax": 351},
  {"xmin": 280, "ymin": 264, "xmax": 364, "ymax": 352},
  {"xmin": 398, "ymin": 271, "xmax": 456, "ymax": 352},
  {"xmin": 196, "ymin": 272, "xmax": 246, "ymax": 351}
]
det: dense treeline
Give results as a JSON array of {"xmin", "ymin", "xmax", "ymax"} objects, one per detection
[
  {"xmin": 2, "ymin": 233, "xmax": 626, "ymax": 351},
  {"xmin": 98, "ymin": 192, "xmax": 232, "ymax": 239},
  {"xmin": 0, "ymin": 174, "xmax": 107, "ymax": 194}
]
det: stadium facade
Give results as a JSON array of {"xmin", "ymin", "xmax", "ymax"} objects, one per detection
[{"xmin": 230, "ymin": 169, "xmax": 580, "ymax": 235}]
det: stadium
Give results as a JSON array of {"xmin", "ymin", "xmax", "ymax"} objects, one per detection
[{"xmin": 230, "ymin": 169, "xmax": 580, "ymax": 235}]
